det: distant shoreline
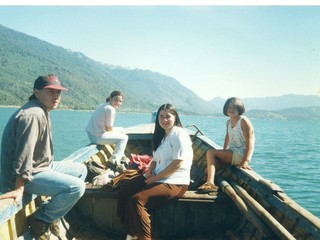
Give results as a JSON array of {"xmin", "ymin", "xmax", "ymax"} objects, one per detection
[
  {"xmin": 0, "ymin": 105, "xmax": 19, "ymax": 108},
  {"xmin": 0, "ymin": 105, "xmax": 148, "ymax": 114}
]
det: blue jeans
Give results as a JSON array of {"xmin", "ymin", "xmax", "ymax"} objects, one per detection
[
  {"xmin": 24, "ymin": 160, "xmax": 87, "ymax": 223},
  {"xmin": 87, "ymin": 128, "xmax": 128, "ymax": 164}
]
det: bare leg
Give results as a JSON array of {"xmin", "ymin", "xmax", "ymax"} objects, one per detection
[
  {"xmin": 205, "ymin": 149, "xmax": 233, "ymax": 185},
  {"xmin": 205, "ymin": 149, "xmax": 216, "ymax": 184}
]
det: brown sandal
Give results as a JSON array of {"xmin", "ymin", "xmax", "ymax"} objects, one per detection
[{"xmin": 197, "ymin": 182, "xmax": 219, "ymax": 193}]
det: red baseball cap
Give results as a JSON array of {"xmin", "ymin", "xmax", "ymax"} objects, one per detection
[{"xmin": 34, "ymin": 74, "xmax": 68, "ymax": 91}]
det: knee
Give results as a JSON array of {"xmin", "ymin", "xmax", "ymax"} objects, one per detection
[
  {"xmin": 123, "ymin": 134, "xmax": 128, "ymax": 142},
  {"xmin": 66, "ymin": 164, "xmax": 87, "ymax": 198},
  {"xmin": 131, "ymin": 193, "xmax": 147, "ymax": 206},
  {"xmin": 79, "ymin": 181, "xmax": 86, "ymax": 197},
  {"xmin": 73, "ymin": 179, "xmax": 86, "ymax": 198},
  {"xmin": 206, "ymin": 148, "xmax": 214, "ymax": 159},
  {"xmin": 72, "ymin": 162, "xmax": 88, "ymax": 181},
  {"xmin": 206, "ymin": 149, "xmax": 218, "ymax": 163},
  {"xmin": 79, "ymin": 164, "xmax": 88, "ymax": 181}
]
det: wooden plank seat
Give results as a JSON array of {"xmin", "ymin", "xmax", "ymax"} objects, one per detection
[{"xmin": 83, "ymin": 183, "xmax": 228, "ymax": 203}]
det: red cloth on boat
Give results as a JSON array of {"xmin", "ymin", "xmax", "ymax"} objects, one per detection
[{"xmin": 129, "ymin": 154, "xmax": 152, "ymax": 174}]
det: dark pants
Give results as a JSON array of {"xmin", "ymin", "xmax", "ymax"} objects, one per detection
[{"xmin": 117, "ymin": 175, "xmax": 188, "ymax": 240}]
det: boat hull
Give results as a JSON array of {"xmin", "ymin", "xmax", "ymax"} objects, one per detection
[{"xmin": 1, "ymin": 123, "xmax": 319, "ymax": 239}]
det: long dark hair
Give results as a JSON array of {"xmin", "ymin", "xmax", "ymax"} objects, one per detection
[
  {"xmin": 152, "ymin": 103, "xmax": 183, "ymax": 151},
  {"xmin": 106, "ymin": 90, "xmax": 123, "ymax": 102}
]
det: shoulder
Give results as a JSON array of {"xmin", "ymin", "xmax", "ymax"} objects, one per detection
[
  {"xmin": 240, "ymin": 116, "xmax": 253, "ymax": 129},
  {"xmin": 226, "ymin": 119, "xmax": 231, "ymax": 127},
  {"xmin": 172, "ymin": 126, "xmax": 187, "ymax": 133},
  {"xmin": 96, "ymin": 103, "xmax": 114, "ymax": 113},
  {"xmin": 14, "ymin": 104, "xmax": 45, "ymax": 126},
  {"xmin": 171, "ymin": 126, "xmax": 190, "ymax": 139},
  {"xmin": 20, "ymin": 101, "xmax": 46, "ymax": 118},
  {"xmin": 104, "ymin": 104, "xmax": 115, "ymax": 112},
  {"xmin": 240, "ymin": 116, "xmax": 251, "ymax": 124}
]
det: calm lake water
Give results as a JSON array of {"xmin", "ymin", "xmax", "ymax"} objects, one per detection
[{"xmin": 0, "ymin": 107, "xmax": 319, "ymax": 218}]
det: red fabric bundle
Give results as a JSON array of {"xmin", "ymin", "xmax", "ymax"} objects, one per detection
[{"xmin": 129, "ymin": 154, "xmax": 152, "ymax": 173}]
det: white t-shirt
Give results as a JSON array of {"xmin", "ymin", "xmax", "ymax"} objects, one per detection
[
  {"xmin": 152, "ymin": 126, "xmax": 193, "ymax": 185},
  {"xmin": 86, "ymin": 102, "xmax": 115, "ymax": 137}
]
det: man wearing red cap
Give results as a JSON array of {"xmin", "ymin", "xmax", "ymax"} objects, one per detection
[{"xmin": 0, "ymin": 74, "xmax": 87, "ymax": 239}]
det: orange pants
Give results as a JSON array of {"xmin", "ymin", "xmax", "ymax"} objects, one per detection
[{"xmin": 117, "ymin": 175, "xmax": 188, "ymax": 240}]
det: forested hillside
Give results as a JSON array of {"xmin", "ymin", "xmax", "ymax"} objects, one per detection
[
  {"xmin": 0, "ymin": 24, "xmax": 218, "ymax": 114},
  {"xmin": 1, "ymin": 24, "xmax": 319, "ymax": 119}
]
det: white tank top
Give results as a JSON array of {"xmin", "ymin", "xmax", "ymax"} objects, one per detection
[{"xmin": 227, "ymin": 116, "xmax": 246, "ymax": 155}]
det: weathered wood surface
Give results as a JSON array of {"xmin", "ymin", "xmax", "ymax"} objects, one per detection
[
  {"xmin": 221, "ymin": 166, "xmax": 320, "ymax": 239},
  {"xmin": 0, "ymin": 196, "xmax": 37, "ymax": 240}
]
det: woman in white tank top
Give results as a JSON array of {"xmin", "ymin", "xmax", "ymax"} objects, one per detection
[{"xmin": 198, "ymin": 97, "xmax": 255, "ymax": 193}]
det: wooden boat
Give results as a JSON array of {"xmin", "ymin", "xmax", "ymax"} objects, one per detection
[{"xmin": 1, "ymin": 123, "xmax": 319, "ymax": 240}]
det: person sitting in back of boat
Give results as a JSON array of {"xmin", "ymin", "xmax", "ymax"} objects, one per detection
[
  {"xmin": 117, "ymin": 103, "xmax": 193, "ymax": 240},
  {"xmin": 198, "ymin": 97, "xmax": 255, "ymax": 193},
  {"xmin": 0, "ymin": 74, "xmax": 87, "ymax": 240},
  {"xmin": 86, "ymin": 90, "xmax": 129, "ymax": 172}
]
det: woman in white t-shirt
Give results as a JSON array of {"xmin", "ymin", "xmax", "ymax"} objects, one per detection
[
  {"xmin": 86, "ymin": 91, "xmax": 128, "ymax": 169},
  {"xmin": 117, "ymin": 103, "xmax": 193, "ymax": 240}
]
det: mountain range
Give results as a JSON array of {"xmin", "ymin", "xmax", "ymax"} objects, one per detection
[
  {"xmin": 0, "ymin": 24, "xmax": 319, "ymax": 119},
  {"xmin": 210, "ymin": 95, "xmax": 320, "ymax": 111}
]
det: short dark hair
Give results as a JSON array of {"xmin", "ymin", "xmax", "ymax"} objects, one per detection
[{"xmin": 223, "ymin": 97, "xmax": 245, "ymax": 116}]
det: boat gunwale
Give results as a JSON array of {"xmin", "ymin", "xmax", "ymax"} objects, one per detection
[{"xmin": 221, "ymin": 166, "xmax": 320, "ymax": 237}]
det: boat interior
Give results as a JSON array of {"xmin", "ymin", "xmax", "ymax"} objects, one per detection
[{"xmin": 0, "ymin": 124, "xmax": 319, "ymax": 240}]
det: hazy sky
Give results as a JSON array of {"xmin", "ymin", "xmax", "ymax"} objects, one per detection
[{"xmin": 0, "ymin": 4, "xmax": 319, "ymax": 100}]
